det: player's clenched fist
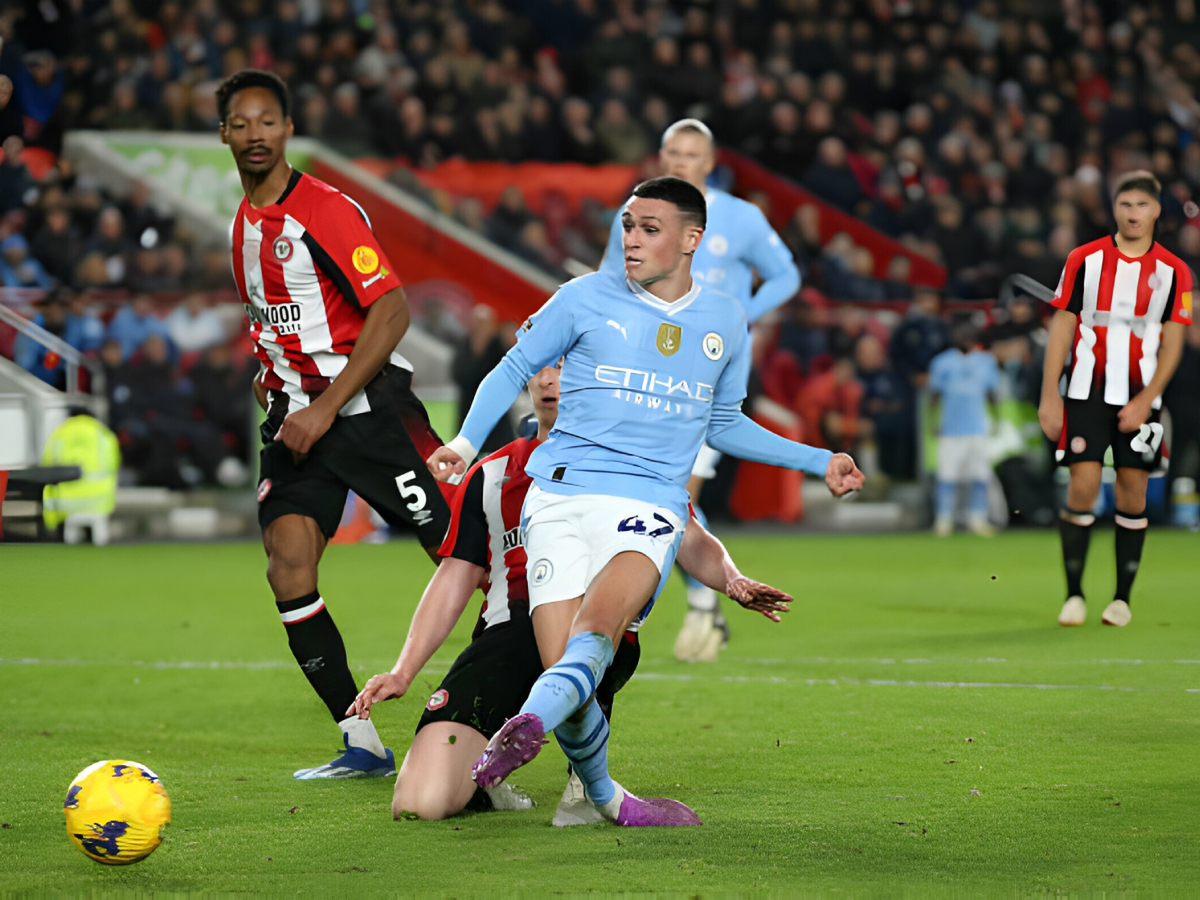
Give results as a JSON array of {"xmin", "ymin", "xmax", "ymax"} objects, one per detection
[
  {"xmin": 274, "ymin": 403, "xmax": 336, "ymax": 456},
  {"xmin": 1038, "ymin": 392, "xmax": 1064, "ymax": 442},
  {"xmin": 825, "ymin": 452, "xmax": 864, "ymax": 497},
  {"xmin": 427, "ymin": 445, "xmax": 466, "ymax": 481}
]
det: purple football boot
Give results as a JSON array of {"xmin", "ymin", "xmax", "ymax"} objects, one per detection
[
  {"xmin": 472, "ymin": 712, "xmax": 547, "ymax": 788},
  {"xmin": 600, "ymin": 783, "xmax": 702, "ymax": 827}
]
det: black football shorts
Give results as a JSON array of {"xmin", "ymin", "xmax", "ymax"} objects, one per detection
[
  {"xmin": 1060, "ymin": 392, "xmax": 1165, "ymax": 471},
  {"xmin": 257, "ymin": 365, "xmax": 451, "ymax": 547},
  {"xmin": 416, "ymin": 615, "xmax": 545, "ymax": 739},
  {"xmin": 417, "ymin": 617, "xmax": 642, "ymax": 739}
]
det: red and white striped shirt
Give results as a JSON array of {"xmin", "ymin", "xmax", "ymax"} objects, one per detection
[
  {"xmin": 1052, "ymin": 236, "xmax": 1194, "ymax": 407},
  {"xmin": 439, "ymin": 437, "xmax": 538, "ymax": 638},
  {"xmin": 232, "ymin": 169, "xmax": 406, "ymax": 417}
]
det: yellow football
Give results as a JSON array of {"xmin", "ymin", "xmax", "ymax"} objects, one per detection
[{"xmin": 63, "ymin": 760, "xmax": 171, "ymax": 865}]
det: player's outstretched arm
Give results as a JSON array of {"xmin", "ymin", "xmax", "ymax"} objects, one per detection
[
  {"xmin": 706, "ymin": 406, "xmax": 864, "ymax": 496},
  {"xmin": 276, "ymin": 287, "xmax": 410, "ymax": 455},
  {"xmin": 348, "ymin": 557, "xmax": 484, "ymax": 720},
  {"xmin": 675, "ymin": 517, "xmax": 792, "ymax": 621},
  {"xmin": 1038, "ymin": 308, "xmax": 1077, "ymax": 440},
  {"xmin": 429, "ymin": 293, "xmax": 575, "ymax": 480}
]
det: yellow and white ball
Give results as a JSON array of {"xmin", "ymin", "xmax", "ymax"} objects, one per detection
[{"xmin": 63, "ymin": 760, "xmax": 171, "ymax": 864}]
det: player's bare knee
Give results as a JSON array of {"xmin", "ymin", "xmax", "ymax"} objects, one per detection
[
  {"xmin": 393, "ymin": 778, "xmax": 459, "ymax": 821},
  {"xmin": 1114, "ymin": 468, "xmax": 1149, "ymax": 508}
]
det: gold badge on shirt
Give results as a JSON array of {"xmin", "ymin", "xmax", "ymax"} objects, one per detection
[
  {"xmin": 352, "ymin": 246, "xmax": 379, "ymax": 274},
  {"xmin": 656, "ymin": 323, "xmax": 681, "ymax": 356}
]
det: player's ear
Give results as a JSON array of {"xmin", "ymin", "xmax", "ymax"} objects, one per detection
[
  {"xmin": 285, "ymin": 117, "xmax": 295, "ymax": 139},
  {"xmin": 219, "ymin": 123, "xmax": 227, "ymax": 145},
  {"xmin": 682, "ymin": 224, "xmax": 703, "ymax": 255}
]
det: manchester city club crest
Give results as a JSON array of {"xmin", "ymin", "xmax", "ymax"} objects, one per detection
[
  {"xmin": 656, "ymin": 323, "xmax": 682, "ymax": 356},
  {"xmin": 703, "ymin": 332, "xmax": 724, "ymax": 360},
  {"xmin": 530, "ymin": 559, "xmax": 554, "ymax": 586}
]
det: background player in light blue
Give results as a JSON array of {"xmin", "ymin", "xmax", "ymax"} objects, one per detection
[
  {"xmin": 927, "ymin": 322, "xmax": 1000, "ymax": 537},
  {"xmin": 428, "ymin": 176, "xmax": 861, "ymax": 826},
  {"xmin": 602, "ymin": 119, "xmax": 801, "ymax": 662}
]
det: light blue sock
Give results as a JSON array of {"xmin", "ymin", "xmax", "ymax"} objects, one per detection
[
  {"xmin": 936, "ymin": 480, "xmax": 956, "ymax": 520},
  {"xmin": 555, "ymin": 700, "xmax": 615, "ymax": 806},
  {"xmin": 970, "ymin": 480, "xmax": 989, "ymax": 518},
  {"xmin": 681, "ymin": 504, "xmax": 709, "ymax": 592},
  {"xmin": 519, "ymin": 632, "xmax": 614, "ymax": 733}
]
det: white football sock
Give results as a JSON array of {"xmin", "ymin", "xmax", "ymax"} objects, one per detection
[
  {"xmin": 687, "ymin": 585, "xmax": 719, "ymax": 612},
  {"xmin": 596, "ymin": 782, "xmax": 626, "ymax": 821},
  {"xmin": 339, "ymin": 715, "xmax": 387, "ymax": 757}
]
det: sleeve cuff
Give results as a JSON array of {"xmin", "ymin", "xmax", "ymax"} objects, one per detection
[{"xmin": 445, "ymin": 434, "xmax": 478, "ymax": 466}]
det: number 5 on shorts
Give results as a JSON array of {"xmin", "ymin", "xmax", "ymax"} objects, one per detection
[{"xmin": 395, "ymin": 470, "xmax": 428, "ymax": 512}]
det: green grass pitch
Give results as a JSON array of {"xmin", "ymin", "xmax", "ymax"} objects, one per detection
[{"xmin": 3, "ymin": 530, "xmax": 1199, "ymax": 895}]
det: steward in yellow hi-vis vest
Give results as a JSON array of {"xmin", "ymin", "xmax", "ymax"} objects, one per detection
[{"xmin": 41, "ymin": 414, "xmax": 120, "ymax": 529}]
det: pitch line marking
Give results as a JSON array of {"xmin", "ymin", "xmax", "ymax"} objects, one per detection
[
  {"xmin": 634, "ymin": 672, "xmax": 1196, "ymax": 693},
  {"xmin": 3, "ymin": 658, "xmax": 1195, "ymax": 693},
  {"xmin": 727, "ymin": 656, "xmax": 1200, "ymax": 667}
]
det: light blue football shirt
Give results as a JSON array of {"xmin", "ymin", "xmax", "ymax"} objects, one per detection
[
  {"xmin": 928, "ymin": 348, "xmax": 1000, "ymax": 438},
  {"xmin": 602, "ymin": 189, "xmax": 800, "ymax": 323},
  {"xmin": 455, "ymin": 270, "xmax": 831, "ymax": 521}
]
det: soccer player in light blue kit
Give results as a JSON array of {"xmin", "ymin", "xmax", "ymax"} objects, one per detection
[
  {"xmin": 428, "ymin": 177, "xmax": 861, "ymax": 826},
  {"xmin": 601, "ymin": 119, "xmax": 801, "ymax": 662},
  {"xmin": 927, "ymin": 323, "xmax": 1000, "ymax": 536}
]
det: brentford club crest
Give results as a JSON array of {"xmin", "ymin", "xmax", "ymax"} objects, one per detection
[
  {"xmin": 273, "ymin": 236, "xmax": 293, "ymax": 262},
  {"xmin": 426, "ymin": 689, "xmax": 449, "ymax": 711},
  {"xmin": 257, "ymin": 478, "xmax": 272, "ymax": 502}
]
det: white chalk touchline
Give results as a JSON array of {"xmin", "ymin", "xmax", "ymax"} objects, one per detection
[
  {"xmin": 2, "ymin": 659, "xmax": 1195, "ymax": 693},
  {"xmin": 726, "ymin": 656, "xmax": 1200, "ymax": 667},
  {"xmin": 0, "ymin": 656, "xmax": 456, "ymax": 673},
  {"xmin": 633, "ymin": 672, "xmax": 1184, "ymax": 693}
]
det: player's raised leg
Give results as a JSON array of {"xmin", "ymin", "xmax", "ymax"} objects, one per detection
[
  {"xmin": 264, "ymin": 513, "xmax": 394, "ymax": 778},
  {"xmin": 563, "ymin": 552, "xmax": 699, "ymax": 826}
]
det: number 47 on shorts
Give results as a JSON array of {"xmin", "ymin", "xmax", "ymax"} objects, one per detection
[{"xmin": 618, "ymin": 514, "xmax": 675, "ymax": 538}]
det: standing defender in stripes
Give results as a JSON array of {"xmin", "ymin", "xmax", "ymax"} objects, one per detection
[
  {"xmin": 1039, "ymin": 171, "xmax": 1193, "ymax": 628},
  {"xmin": 220, "ymin": 69, "xmax": 451, "ymax": 777}
]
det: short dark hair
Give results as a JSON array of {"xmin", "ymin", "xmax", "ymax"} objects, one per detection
[
  {"xmin": 216, "ymin": 69, "xmax": 290, "ymax": 124},
  {"xmin": 630, "ymin": 176, "xmax": 706, "ymax": 230},
  {"xmin": 1113, "ymin": 169, "xmax": 1161, "ymax": 202}
]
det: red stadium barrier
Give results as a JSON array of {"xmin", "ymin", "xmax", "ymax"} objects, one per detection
[
  {"xmin": 358, "ymin": 158, "xmax": 640, "ymax": 217},
  {"xmin": 311, "ymin": 158, "xmax": 552, "ymax": 324},
  {"xmin": 728, "ymin": 403, "xmax": 805, "ymax": 523},
  {"xmin": 717, "ymin": 148, "xmax": 946, "ymax": 289}
]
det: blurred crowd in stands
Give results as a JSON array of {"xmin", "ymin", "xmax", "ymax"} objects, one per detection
[
  {"xmin": 7, "ymin": 285, "xmax": 254, "ymax": 489},
  {"xmin": 1, "ymin": 0, "xmax": 1199, "ymax": 501},
  {"xmin": 5, "ymin": 0, "xmax": 1197, "ymax": 298}
]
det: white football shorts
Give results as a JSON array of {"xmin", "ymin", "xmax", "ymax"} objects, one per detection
[
  {"xmin": 937, "ymin": 434, "xmax": 992, "ymax": 483},
  {"xmin": 691, "ymin": 442, "xmax": 722, "ymax": 480},
  {"xmin": 521, "ymin": 484, "xmax": 685, "ymax": 616}
]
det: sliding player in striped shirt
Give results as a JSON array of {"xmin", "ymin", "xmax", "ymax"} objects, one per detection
[{"xmin": 1039, "ymin": 171, "xmax": 1193, "ymax": 627}]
